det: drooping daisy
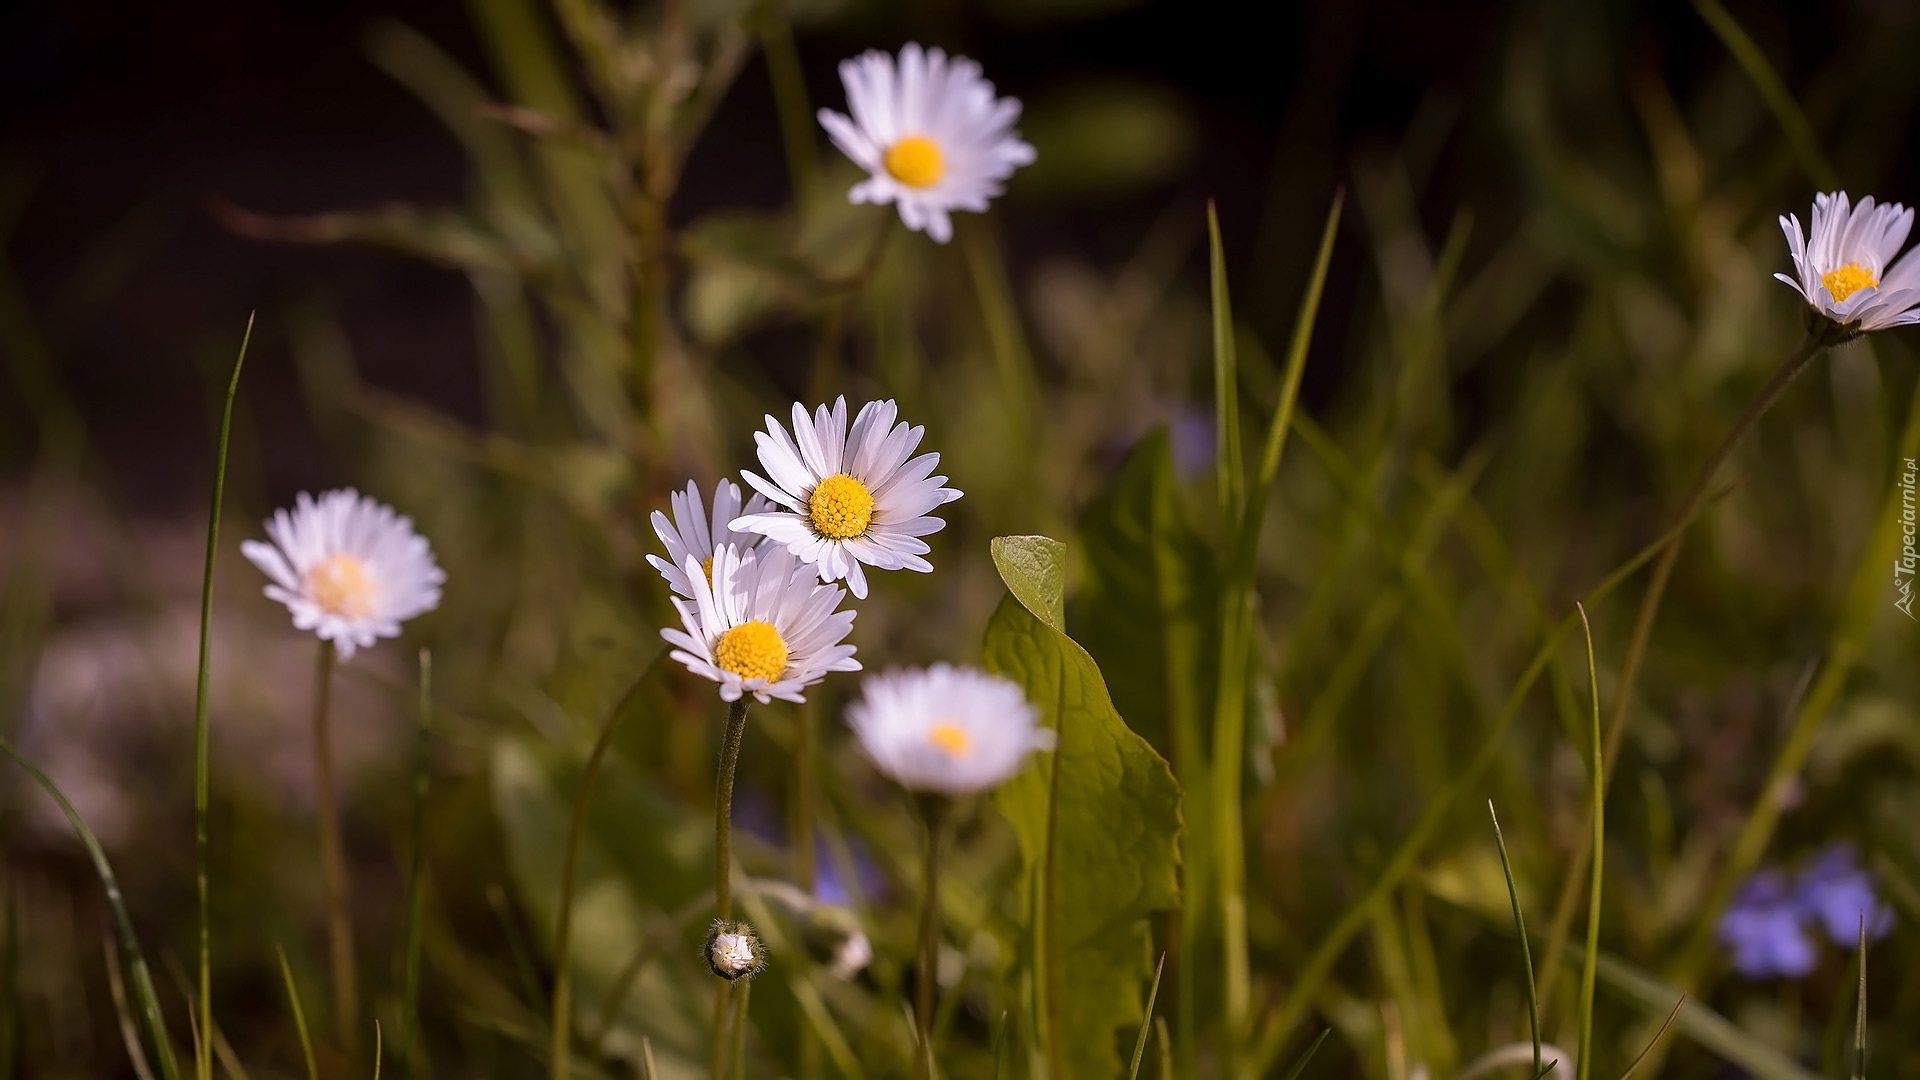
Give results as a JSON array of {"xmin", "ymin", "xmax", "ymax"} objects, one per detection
[
  {"xmin": 241, "ymin": 489, "xmax": 445, "ymax": 661},
  {"xmin": 845, "ymin": 664, "xmax": 1052, "ymax": 797},
  {"xmin": 662, "ymin": 542, "xmax": 859, "ymax": 704},
  {"xmin": 1776, "ymin": 191, "xmax": 1920, "ymax": 336},
  {"xmin": 647, "ymin": 478, "xmax": 771, "ymax": 599},
  {"xmin": 731, "ymin": 397, "xmax": 961, "ymax": 601},
  {"xmin": 817, "ymin": 43, "xmax": 1036, "ymax": 243}
]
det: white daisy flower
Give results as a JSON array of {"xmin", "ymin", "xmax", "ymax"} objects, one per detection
[
  {"xmin": 731, "ymin": 397, "xmax": 961, "ymax": 601},
  {"xmin": 646, "ymin": 478, "xmax": 771, "ymax": 599},
  {"xmin": 240, "ymin": 489, "xmax": 445, "ymax": 661},
  {"xmin": 817, "ymin": 42, "xmax": 1036, "ymax": 244},
  {"xmin": 1776, "ymin": 191, "xmax": 1920, "ymax": 335},
  {"xmin": 846, "ymin": 664, "xmax": 1053, "ymax": 797},
  {"xmin": 661, "ymin": 542, "xmax": 860, "ymax": 705}
]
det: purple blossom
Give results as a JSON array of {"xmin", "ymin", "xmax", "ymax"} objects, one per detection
[
  {"xmin": 1794, "ymin": 845, "xmax": 1894, "ymax": 946},
  {"xmin": 1718, "ymin": 869, "xmax": 1818, "ymax": 979}
]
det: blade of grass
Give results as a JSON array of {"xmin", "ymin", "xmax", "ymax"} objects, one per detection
[
  {"xmin": 1690, "ymin": 0, "xmax": 1839, "ymax": 190},
  {"xmin": 275, "ymin": 945, "xmax": 318, "ymax": 1080},
  {"xmin": 1127, "ymin": 954, "xmax": 1166, "ymax": 1080},
  {"xmin": 401, "ymin": 649, "xmax": 432, "ymax": 1077},
  {"xmin": 104, "ymin": 934, "xmax": 160, "ymax": 1080},
  {"xmin": 1540, "ymin": 335, "xmax": 1825, "ymax": 1008},
  {"xmin": 374, "ymin": 1020, "xmax": 382, "ymax": 1080},
  {"xmin": 1663, "ymin": 357, "xmax": 1920, "ymax": 1003},
  {"xmin": 1208, "ymin": 200, "xmax": 1243, "ymax": 522},
  {"xmin": 194, "ymin": 314, "xmax": 251, "ymax": 1080},
  {"xmin": 1488, "ymin": 803, "xmax": 1541, "ymax": 1078},
  {"xmin": 1619, "ymin": 996, "xmax": 1685, "ymax": 1080},
  {"xmin": 1278, "ymin": 1028, "xmax": 1330, "ymax": 1080},
  {"xmin": 1246, "ymin": 482, "xmax": 1714, "ymax": 1076},
  {"xmin": 641, "ymin": 1035, "xmax": 658, "ymax": 1080},
  {"xmin": 1155, "ymin": 1017, "xmax": 1172, "ymax": 1080},
  {"xmin": 1, "ymin": 736, "xmax": 179, "ymax": 1080},
  {"xmin": 550, "ymin": 654, "xmax": 659, "ymax": 1080},
  {"xmin": 1214, "ymin": 191, "xmax": 1342, "ymax": 1080},
  {"xmin": 1575, "ymin": 604, "xmax": 1602, "ymax": 1080},
  {"xmin": 1851, "ymin": 915, "xmax": 1867, "ymax": 1080},
  {"xmin": 1585, "ymin": 947, "xmax": 1816, "ymax": 1080}
]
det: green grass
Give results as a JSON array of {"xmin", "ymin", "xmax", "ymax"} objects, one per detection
[{"xmin": 4, "ymin": 0, "xmax": 1919, "ymax": 1077}]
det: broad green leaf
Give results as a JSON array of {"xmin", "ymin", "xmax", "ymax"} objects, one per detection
[
  {"xmin": 985, "ymin": 536, "xmax": 1183, "ymax": 1079},
  {"xmin": 990, "ymin": 535, "xmax": 1067, "ymax": 631}
]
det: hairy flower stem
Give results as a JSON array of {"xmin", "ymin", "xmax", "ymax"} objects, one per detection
[
  {"xmin": 1536, "ymin": 334, "xmax": 1823, "ymax": 1002},
  {"xmin": 914, "ymin": 796, "xmax": 949, "ymax": 1080},
  {"xmin": 709, "ymin": 697, "xmax": 752, "ymax": 1080},
  {"xmin": 309, "ymin": 641, "xmax": 359, "ymax": 1060}
]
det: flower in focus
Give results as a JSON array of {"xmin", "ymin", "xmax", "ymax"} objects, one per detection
[
  {"xmin": 817, "ymin": 42, "xmax": 1035, "ymax": 243},
  {"xmin": 647, "ymin": 478, "xmax": 770, "ymax": 599},
  {"xmin": 241, "ymin": 489, "xmax": 444, "ymax": 661},
  {"xmin": 1776, "ymin": 191, "xmax": 1920, "ymax": 337},
  {"xmin": 1794, "ymin": 845, "xmax": 1894, "ymax": 945},
  {"xmin": 732, "ymin": 397, "xmax": 961, "ymax": 600},
  {"xmin": 846, "ymin": 664, "xmax": 1053, "ymax": 797},
  {"xmin": 661, "ymin": 542, "xmax": 859, "ymax": 704},
  {"xmin": 1718, "ymin": 869, "xmax": 1817, "ymax": 979}
]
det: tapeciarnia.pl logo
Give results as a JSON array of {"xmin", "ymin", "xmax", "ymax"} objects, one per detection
[{"xmin": 1898, "ymin": 456, "xmax": 1917, "ymax": 620}]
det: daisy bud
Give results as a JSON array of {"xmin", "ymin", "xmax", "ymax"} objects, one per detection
[{"xmin": 704, "ymin": 919, "xmax": 767, "ymax": 983}]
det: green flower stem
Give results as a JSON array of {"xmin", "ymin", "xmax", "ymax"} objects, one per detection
[
  {"xmin": 709, "ymin": 696, "xmax": 752, "ymax": 1080},
  {"xmin": 914, "ymin": 796, "xmax": 950, "ymax": 1080},
  {"xmin": 1536, "ymin": 333, "xmax": 1823, "ymax": 1004},
  {"xmin": 309, "ymin": 640, "xmax": 359, "ymax": 1060}
]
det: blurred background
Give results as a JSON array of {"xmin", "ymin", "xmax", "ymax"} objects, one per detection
[{"xmin": 4, "ymin": 0, "xmax": 1920, "ymax": 1077}]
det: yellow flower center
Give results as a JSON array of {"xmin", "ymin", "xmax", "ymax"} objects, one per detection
[
  {"xmin": 928, "ymin": 722, "xmax": 971, "ymax": 757},
  {"xmin": 883, "ymin": 135, "xmax": 945, "ymax": 188},
  {"xmin": 1821, "ymin": 262, "xmax": 1879, "ymax": 302},
  {"xmin": 713, "ymin": 619, "xmax": 788, "ymax": 682},
  {"xmin": 305, "ymin": 554, "xmax": 376, "ymax": 618},
  {"xmin": 701, "ymin": 555, "xmax": 715, "ymax": 584},
  {"xmin": 808, "ymin": 472, "xmax": 875, "ymax": 540}
]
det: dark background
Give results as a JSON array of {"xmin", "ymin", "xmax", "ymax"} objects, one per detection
[{"xmin": 0, "ymin": 0, "xmax": 1875, "ymax": 510}]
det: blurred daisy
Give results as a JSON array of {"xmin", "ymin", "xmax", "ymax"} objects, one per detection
[
  {"xmin": 241, "ymin": 489, "xmax": 444, "ymax": 661},
  {"xmin": 732, "ymin": 397, "xmax": 961, "ymax": 600},
  {"xmin": 817, "ymin": 42, "xmax": 1035, "ymax": 243},
  {"xmin": 1717, "ymin": 868, "xmax": 1816, "ymax": 979},
  {"xmin": 647, "ymin": 478, "xmax": 770, "ymax": 599},
  {"xmin": 846, "ymin": 664, "xmax": 1052, "ymax": 796},
  {"xmin": 1776, "ymin": 191, "xmax": 1920, "ymax": 336},
  {"xmin": 661, "ymin": 543, "xmax": 859, "ymax": 704}
]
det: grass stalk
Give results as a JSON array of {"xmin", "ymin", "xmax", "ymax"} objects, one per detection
[
  {"xmin": 550, "ymin": 658, "xmax": 657, "ymax": 1080},
  {"xmin": 1, "ymin": 736, "xmax": 180, "ymax": 1080},
  {"xmin": 194, "ymin": 314, "xmax": 251, "ymax": 1080},
  {"xmin": 1574, "ymin": 603, "xmax": 1602, "ymax": 1080},
  {"xmin": 1538, "ymin": 334, "xmax": 1823, "ymax": 1004},
  {"xmin": 1488, "ymin": 803, "xmax": 1540, "ymax": 1079},
  {"xmin": 1127, "ymin": 954, "xmax": 1166, "ymax": 1080},
  {"xmin": 275, "ymin": 945, "xmax": 318, "ymax": 1080}
]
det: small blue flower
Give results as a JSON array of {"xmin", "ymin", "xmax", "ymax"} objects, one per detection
[
  {"xmin": 1718, "ymin": 869, "xmax": 1817, "ymax": 979},
  {"xmin": 1794, "ymin": 845, "xmax": 1894, "ymax": 946}
]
